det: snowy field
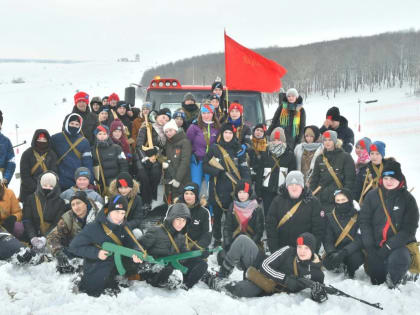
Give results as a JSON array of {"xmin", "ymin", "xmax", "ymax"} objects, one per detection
[{"xmin": 1, "ymin": 61, "xmax": 420, "ymax": 315}]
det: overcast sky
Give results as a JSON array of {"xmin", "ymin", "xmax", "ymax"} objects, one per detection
[{"xmin": 1, "ymin": 0, "xmax": 419, "ymax": 69}]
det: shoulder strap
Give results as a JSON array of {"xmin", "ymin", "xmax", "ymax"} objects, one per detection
[
  {"xmin": 160, "ymin": 224, "xmax": 180, "ymax": 253},
  {"xmin": 293, "ymin": 257, "xmax": 299, "ymax": 276},
  {"xmin": 57, "ymin": 133, "xmax": 85, "ymax": 164},
  {"xmin": 123, "ymin": 226, "xmax": 148, "ymax": 256},
  {"xmin": 185, "ymin": 233, "xmax": 203, "ymax": 251},
  {"xmin": 378, "ymin": 188, "xmax": 397, "ymax": 234},
  {"xmin": 332, "ymin": 209, "xmax": 357, "ymax": 247},
  {"xmin": 359, "ymin": 169, "xmax": 373, "ymax": 204},
  {"xmin": 35, "ymin": 195, "xmax": 50, "ymax": 235},
  {"xmin": 263, "ymin": 156, "xmax": 282, "ymax": 180},
  {"xmin": 31, "ymin": 150, "xmax": 48, "ymax": 175},
  {"xmin": 95, "ymin": 146, "xmax": 108, "ymax": 196},
  {"xmin": 125, "ymin": 197, "xmax": 135, "ymax": 218},
  {"xmin": 277, "ymin": 201, "xmax": 303, "ymax": 229},
  {"xmin": 102, "ymin": 223, "xmax": 122, "ymax": 245},
  {"xmin": 322, "ymin": 154, "xmax": 343, "ymax": 188},
  {"xmin": 216, "ymin": 144, "xmax": 241, "ymax": 180}
]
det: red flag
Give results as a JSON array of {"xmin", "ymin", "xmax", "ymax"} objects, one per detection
[{"xmin": 224, "ymin": 32, "xmax": 287, "ymax": 92}]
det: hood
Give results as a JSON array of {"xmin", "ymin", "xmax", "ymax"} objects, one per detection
[
  {"xmin": 337, "ymin": 115, "xmax": 349, "ymax": 128},
  {"xmin": 36, "ymin": 170, "xmax": 61, "ymax": 198},
  {"xmin": 164, "ymin": 203, "xmax": 191, "ymax": 234},
  {"xmin": 31, "ymin": 129, "xmax": 51, "ymax": 148},
  {"xmin": 108, "ymin": 178, "xmax": 140, "ymax": 198},
  {"xmin": 62, "ymin": 113, "xmax": 83, "ymax": 135},
  {"xmin": 278, "ymin": 184, "xmax": 314, "ymax": 204}
]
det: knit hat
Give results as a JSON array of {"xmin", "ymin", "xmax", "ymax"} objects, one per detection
[
  {"xmin": 220, "ymin": 123, "xmax": 235, "ymax": 135},
  {"xmin": 74, "ymin": 91, "xmax": 89, "ymax": 105},
  {"xmin": 90, "ymin": 96, "xmax": 102, "ymax": 105},
  {"xmin": 116, "ymin": 172, "xmax": 134, "ymax": 189},
  {"xmin": 201, "ymin": 104, "xmax": 214, "ymax": 114},
  {"xmin": 326, "ymin": 106, "xmax": 340, "ymax": 121},
  {"xmin": 40, "ymin": 172, "xmax": 57, "ymax": 188},
  {"xmin": 333, "ymin": 187, "xmax": 353, "ymax": 204},
  {"xmin": 253, "ymin": 123, "xmax": 267, "ymax": 136},
  {"xmin": 70, "ymin": 191, "xmax": 90, "ymax": 207},
  {"xmin": 183, "ymin": 92, "xmax": 196, "ymax": 103},
  {"xmin": 99, "ymin": 106, "xmax": 109, "ymax": 114},
  {"xmin": 172, "ymin": 110, "xmax": 185, "ymax": 120},
  {"xmin": 74, "ymin": 167, "xmax": 91, "ymax": 181},
  {"xmin": 183, "ymin": 182, "xmax": 200, "ymax": 205},
  {"xmin": 157, "ymin": 108, "xmax": 172, "ymax": 120},
  {"xmin": 211, "ymin": 81, "xmax": 223, "ymax": 91},
  {"xmin": 109, "ymin": 195, "xmax": 128, "ymax": 212},
  {"xmin": 37, "ymin": 132, "xmax": 48, "ymax": 142},
  {"xmin": 286, "ymin": 88, "xmax": 299, "ymax": 98},
  {"xmin": 163, "ymin": 119, "xmax": 179, "ymax": 132},
  {"xmin": 110, "ymin": 119, "xmax": 124, "ymax": 133},
  {"xmin": 269, "ymin": 127, "xmax": 286, "ymax": 143},
  {"xmin": 369, "ymin": 141, "xmax": 386, "ymax": 157},
  {"xmin": 116, "ymin": 101, "xmax": 129, "ymax": 109},
  {"xmin": 228, "ymin": 102, "xmax": 243, "ymax": 115},
  {"xmin": 322, "ymin": 130, "xmax": 338, "ymax": 144},
  {"xmin": 209, "ymin": 94, "xmax": 220, "ymax": 101},
  {"xmin": 0, "ymin": 110, "xmax": 3, "ymax": 125},
  {"xmin": 286, "ymin": 171, "xmax": 304, "ymax": 188},
  {"xmin": 235, "ymin": 179, "xmax": 253, "ymax": 197},
  {"xmin": 296, "ymin": 232, "xmax": 317, "ymax": 255},
  {"xmin": 304, "ymin": 125, "xmax": 320, "ymax": 142},
  {"xmin": 68, "ymin": 114, "xmax": 81, "ymax": 124},
  {"xmin": 94, "ymin": 124, "xmax": 109, "ymax": 136},
  {"xmin": 108, "ymin": 93, "xmax": 120, "ymax": 103},
  {"xmin": 142, "ymin": 102, "xmax": 152, "ymax": 110},
  {"xmin": 382, "ymin": 160, "xmax": 403, "ymax": 182},
  {"xmin": 356, "ymin": 137, "xmax": 372, "ymax": 151}
]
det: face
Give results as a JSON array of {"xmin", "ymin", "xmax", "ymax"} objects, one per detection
[
  {"xmin": 183, "ymin": 190, "xmax": 196, "ymax": 206},
  {"xmin": 253, "ymin": 128, "xmax": 265, "ymax": 139},
  {"xmin": 323, "ymin": 138, "xmax": 335, "ymax": 151},
  {"xmin": 98, "ymin": 111, "xmax": 108, "ymax": 122},
  {"xmin": 76, "ymin": 177, "xmax": 89, "ymax": 190},
  {"xmin": 201, "ymin": 111, "xmax": 213, "ymax": 122},
  {"xmin": 370, "ymin": 151, "xmax": 383, "ymax": 165},
  {"xmin": 184, "ymin": 100, "xmax": 195, "ymax": 106},
  {"xmin": 210, "ymin": 99, "xmax": 219, "ymax": 108},
  {"xmin": 142, "ymin": 108, "xmax": 150, "ymax": 117},
  {"xmin": 117, "ymin": 106, "xmax": 126, "ymax": 116},
  {"xmin": 305, "ymin": 133, "xmax": 315, "ymax": 144},
  {"xmin": 96, "ymin": 131, "xmax": 108, "ymax": 141},
  {"xmin": 335, "ymin": 193, "xmax": 349, "ymax": 204},
  {"xmin": 76, "ymin": 101, "xmax": 88, "ymax": 112},
  {"xmin": 287, "ymin": 184, "xmax": 303, "ymax": 199},
  {"xmin": 355, "ymin": 144, "xmax": 363, "ymax": 157},
  {"xmin": 383, "ymin": 176, "xmax": 400, "ymax": 190},
  {"xmin": 174, "ymin": 117, "xmax": 184, "ymax": 127},
  {"xmin": 69, "ymin": 120, "xmax": 80, "ymax": 128},
  {"xmin": 172, "ymin": 217, "xmax": 187, "ymax": 232},
  {"xmin": 331, "ymin": 120, "xmax": 340, "ymax": 129},
  {"xmin": 238, "ymin": 190, "xmax": 249, "ymax": 202},
  {"xmin": 103, "ymin": 99, "xmax": 109, "ymax": 106},
  {"xmin": 213, "ymin": 87, "xmax": 223, "ymax": 97},
  {"xmin": 92, "ymin": 103, "xmax": 101, "ymax": 111},
  {"xmin": 118, "ymin": 186, "xmax": 132, "ymax": 196},
  {"xmin": 297, "ymin": 245, "xmax": 312, "ymax": 261},
  {"xmin": 109, "ymin": 100, "xmax": 117, "ymax": 107},
  {"xmin": 223, "ymin": 130, "xmax": 234, "ymax": 142},
  {"xmin": 165, "ymin": 128, "xmax": 177, "ymax": 139},
  {"xmin": 287, "ymin": 95, "xmax": 297, "ymax": 103},
  {"xmin": 71, "ymin": 199, "xmax": 88, "ymax": 219},
  {"xmin": 229, "ymin": 109, "xmax": 241, "ymax": 120},
  {"xmin": 112, "ymin": 129, "xmax": 122, "ymax": 140},
  {"xmin": 109, "ymin": 210, "xmax": 126, "ymax": 225},
  {"xmin": 156, "ymin": 114, "xmax": 169, "ymax": 126}
]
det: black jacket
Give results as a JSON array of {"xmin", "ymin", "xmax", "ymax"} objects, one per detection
[
  {"xmin": 19, "ymin": 129, "xmax": 58, "ymax": 203},
  {"xmin": 265, "ymin": 186, "xmax": 324, "ymax": 253},
  {"xmin": 320, "ymin": 116, "xmax": 354, "ymax": 153},
  {"xmin": 359, "ymin": 186, "xmax": 419, "ymax": 251},
  {"xmin": 72, "ymin": 107, "xmax": 98, "ymax": 146},
  {"xmin": 183, "ymin": 202, "xmax": 212, "ymax": 250}
]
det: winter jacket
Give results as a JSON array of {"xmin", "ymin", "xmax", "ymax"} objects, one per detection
[
  {"xmin": 254, "ymin": 147, "xmax": 296, "ymax": 196},
  {"xmin": 19, "ymin": 129, "xmax": 58, "ymax": 203},
  {"xmin": 60, "ymin": 187, "xmax": 104, "ymax": 206},
  {"xmin": 0, "ymin": 187, "xmax": 22, "ymax": 223},
  {"xmin": 180, "ymin": 200, "xmax": 212, "ymax": 250},
  {"xmin": 267, "ymin": 96, "xmax": 306, "ymax": 150},
  {"xmin": 226, "ymin": 118, "xmax": 253, "ymax": 151},
  {"xmin": 294, "ymin": 142, "xmax": 323, "ymax": 186},
  {"xmin": 22, "ymin": 172, "xmax": 66, "ymax": 239},
  {"xmin": 186, "ymin": 122, "xmax": 219, "ymax": 161},
  {"xmin": 320, "ymin": 116, "xmax": 354, "ymax": 154},
  {"xmin": 261, "ymin": 246, "xmax": 324, "ymax": 293},
  {"xmin": 46, "ymin": 199, "xmax": 101, "ymax": 256},
  {"xmin": 50, "ymin": 113, "xmax": 93, "ymax": 191},
  {"xmin": 359, "ymin": 186, "xmax": 419, "ymax": 251},
  {"xmin": 309, "ymin": 148, "xmax": 355, "ymax": 212},
  {"xmin": 0, "ymin": 131, "xmax": 15, "ymax": 184},
  {"xmin": 108, "ymin": 179, "xmax": 144, "ymax": 230},
  {"xmin": 116, "ymin": 113, "xmax": 133, "ymax": 139},
  {"xmin": 182, "ymin": 103, "xmax": 200, "ymax": 130},
  {"xmin": 131, "ymin": 116, "xmax": 145, "ymax": 151},
  {"xmin": 266, "ymin": 186, "xmax": 324, "ymax": 253},
  {"xmin": 72, "ymin": 107, "xmax": 99, "ymax": 146},
  {"xmin": 136, "ymin": 122, "xmax": 165, "ymax": 159}
]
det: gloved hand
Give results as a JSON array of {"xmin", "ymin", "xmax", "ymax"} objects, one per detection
[
  {"xmin": 237, "ymin": 144, "xmax": 247, "ymax": 157},
  {"xmin": 325, "ymin": 249, "xmax": 347, "ymax": 269},
  {"xmin": 56, "ymin": 250, "xmax": 75, "ymax": 274},
  {"xmin": 141, "ymin": 156, "xmax": 149, "ymax": 163},
  {"xmin": 284, "ymin": 275, "xmax": 302, "ymax": 292},
  {"xmin": 2, "ymin": 215, "xmax": 17, "ymax": 233},
  {"xmin": 377, "ymin": 244, "xmax": 391, "ymax": 259},
  {"xmin": 169, "ymin": 179, "xmax": 180, "ymax": 188},
  {"xmin": 149, "ymin": 265, "xmax": 174, "ymax": 287},
  {"xmin": 310, "ymin": 282, "xmax": 328, "ymax": 303},
  {"xmin": 162, "ymin": 162, "xmax": 169, "ymax": 169},
  {"xmin": 30, "ymin": 237, "xmax": 46, "ymax": 250}
]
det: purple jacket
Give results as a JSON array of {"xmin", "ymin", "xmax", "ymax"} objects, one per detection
[{"xmin": 186, "ymin": 122, "xmax": 219, "ymax": 160}]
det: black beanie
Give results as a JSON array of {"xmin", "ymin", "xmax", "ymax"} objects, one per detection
[
  {"xmin": 0, "ymin": 110, "xmax": 3, "ymax": 125},
  {"xmin": 212, "ymin": 81, "xmax": 223, "ymax": 91},
  {"xmin": 116, "ymin": 101, "xmax": 129, "ymax": 109},
  {"xmin": 296, "ymin": 232, "xmax": 317, "ymax": 255},
  {"xmin": 382, "ymin": 160, "xmax": 404, "ymax": 182},
  {"xmin": 333, "ymin": 187, "xmax": 353, "ymax": 204},
  {"xmin": 253, "ymin": 123, "xmax": 267, "ymax": 137},
  {"xmin": 235, "ymin": 179, "xmax": 253, "ymax": 199},
  {"xmin": 70, "ymin": 191, "xmax": 90, "ymax": 208},
  {"xmin": 157, "ymin": 108, "xmax": 172, "ymax": 120},
  {"xmin": 326, "ymin": 106, "xmax": 340, "ymax": 122},
  {"xmin": 116, "ymin": 172, "xmax": 134, "ymax": 189},
  {"xmin": 108, "ymin": 195, "xmax": 128, "ymax": 212},
  {"xmin": 220, "ymin": 123, "xmax": 235, "ymax": 134}
]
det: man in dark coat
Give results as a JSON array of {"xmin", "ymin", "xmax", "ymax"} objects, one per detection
[
  {"xmin": 19, "ymin": 129, "xmax": 58, "ymax": 204},
  {"xmin": 71, "ymin": 91, "xmax": 99, "ymax": 145},
  {"xmin": 359, "ymin": 161, "xmax": 419, "ymax": 288},
  {"xmin": 266, "ymin": 171, "xmax": 324, "ymax": 254},
  {"xmin": 320, "ymin": 106, "xmax": 354, "ymax": 153},
  {"xmin": 181, "ymin": 93, "xmax": 199, "ymax": 130}
]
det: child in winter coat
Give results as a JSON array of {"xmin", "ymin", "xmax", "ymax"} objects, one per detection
[
  {"xmin": 69, "ymin": 195, "xmax": 144, "ymax": 297},
  {"xmin": 114, "ymin": 101, "xmax": 133, "ymax": 140},
  {"xmin": 0, "ymin": 183, "xmax": 23, "ymax": 238},
  {"xmin": 294, "ymin": 125, "xmax": 323, "ymax": 186},
  {"xmin": 223, "ymin": 180, "xmax": 264, "ymax": 251},
  {"xmin": 110, "ymin": 119, "xmax": 132, "ymax": 163},
  {"xmin": 19, "ymin": 129, "xmax": 58, "ymax": 204},
  {"xmin": 354, "ymin": 137, "xmax": 371, "ymax": 174},
  {"xmin": 226, "ymin": 102, "xmax": 252, "ymax": 152},
  {"xmin": 323, "ymin": 188, "xmax": 364, "ymax": 278},
  {"xmin": 98, "ymin": 107, "xmax": 112, "ymax": 127}
]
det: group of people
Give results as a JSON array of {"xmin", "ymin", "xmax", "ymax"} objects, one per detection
[{"xmin": 0, "ymin": 81, "xmax": 418, "ymax": 302}]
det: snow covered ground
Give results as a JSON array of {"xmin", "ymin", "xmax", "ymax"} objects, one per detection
[{"xmin": 1, "ymin": 61, "xmax": 420, "ymax": 314}]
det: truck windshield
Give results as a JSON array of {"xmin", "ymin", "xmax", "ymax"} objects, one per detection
[{"xmin": 146, "ymin": 89, "xmax": 264, "ymax": 126}]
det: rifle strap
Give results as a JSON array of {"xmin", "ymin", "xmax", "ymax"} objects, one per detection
[
  {"xmin": 217, "ymin": 144, "xmax": 241, "ymax": 180},
  {"xmin": 185, "ymin": 233, "xmax": 203, "ymax": 251},
  {"xmin": 263, "ymin": 156, "xmax": 282, "ymax": 181},
  {"xmin": 359, "ymin": 169, "xmax": 373, "ymax": 204},
  {"xmin": 35, "ymin": 195, "xmax": 50, "ymax": 235},
  {"xmin": 378, "ymin": 188, "xmax": 397, "ymax": 234},
  {"xmin": 125, "ymin": 198, "xmax": 135, "ymax": 218},
  {"xmin": 95, "ymin": 146, "xmax": 108, "ymax": 195},
  {"xmin": 124, "ymin": 226, "xmax": 147, "ymax": 256},
  {"xmin": 161, "ymin": 224, "xmax": 180, "ymax": 253},
  {"xmin": 293, "ymin": 257, "xmax": 299, "ymax": 276},
  {"xmin": 101, "ymin": 223, "xmax": 147, "ymax": 256},
  {"xmin": 332, "ymin": 209, "xmax": 357, "ymax": 247},
  {"xmin": 372, "ymin": 163, "xmax": 384, "ymax": 185},
  {"xmin": 277, "ymin": 201, "xmax": 303, "ymax": 229},
  {"xmin": 57, "ymin": 132, "xmax": 84, "ymax": 164},
  {"xmin": 322, "ymin": 154, "xmax": 343, "ymax": 189},
  {"xmin": 31, "ymin": 150, "xmax": 48, "ymax": 175}
]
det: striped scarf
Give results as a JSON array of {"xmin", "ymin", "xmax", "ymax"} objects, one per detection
[{"xmin": 279, "ymin": 102, "xmax": 301, "ymax": 138}]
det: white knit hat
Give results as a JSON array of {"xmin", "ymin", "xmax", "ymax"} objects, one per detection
[{"xmin": 163, "ymin": 119, "xmax": 179, "ymax": 133}]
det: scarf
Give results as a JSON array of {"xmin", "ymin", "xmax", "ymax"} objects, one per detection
[
  {"xmin": 302, "ymin": 142, "xmax": 322, "ymax": 152},
  {"xmin": 111, "ymin": 135, "xmax": 131, "ymax": 160},
  {"xmin": 269, "ymin": 142, "xmax": 287, "ymax": 157},
  {"xmin": 233, "ymin": 199, "xmax": 258, "ymax": 232},
  {"xmin": 357, "ymin": 149, "xmax": 370, "ymax": 165},
  {"xmin": 279, "ymin": 102, "xmax": 301, "ymax": 138},
  {"xmin": 252, "ymin": 137, "xmax": 267, "ymax": 152},
  {"xmin": 153, "ymin": 122, "xmax": 166, "ymax": 146}
]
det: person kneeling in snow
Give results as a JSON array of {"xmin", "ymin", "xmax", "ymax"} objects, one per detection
[
  {"xmin": 204, "ymin": 232, "xmax": 326, "ymax": 303},
  {"xmin": 69, "ymin": 195, "xmax": 143, "ymax": 297}
]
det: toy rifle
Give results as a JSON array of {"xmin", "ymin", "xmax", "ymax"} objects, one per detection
[
  {"xmin": 208, "ymin": 157, "xmax": 237, "ymax": 185},
  {"xmin": 141, "ymin": 112, "xmax": 157, "ymax": 162},
  {"xmin": 13, "ymin": 140, "xmax": 26, "ymax": 148}
]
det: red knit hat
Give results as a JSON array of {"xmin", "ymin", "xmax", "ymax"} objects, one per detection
[
  {"xmin": 228, "ymin": 102, "xmax": 243, "ymax": 115},
  {"xmin": 74, "ymin": 91, "xmax": 89, "ymax": 105},
  {"xmin": 108, "ymin": 93, "xmax": 120, "ymax": 102}
]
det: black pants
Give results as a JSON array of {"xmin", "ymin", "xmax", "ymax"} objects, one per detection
[
  {"xmin": 261, "ymin": 188, "xmax": 276, "ymax": 216},
  {"xmin": 343, "ymin": 250, "xmax": 365, "ymax": 277},
  {"xmin": 137, "ymin": 163, "xmax": 162, "ymax": 204},
  {"xmin": 212, "ymin": 204, "xmax": 224, "ymax": 241}
]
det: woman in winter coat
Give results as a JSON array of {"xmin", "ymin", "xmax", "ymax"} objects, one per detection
[
  {"xmin": 267, "ymin": 88, "xmax": 306, "ymax": 150},
  {"xmin": 98, "ymin": 107, "xmax": 112, "ymax": 128},
  {"xmin": 109, "ymin": 172, "xmax": 144, "ymax": 231},
  {"xmin": 294, "ymin": 125, "xmax": 323, "ymax": 187},
  {"xmin": 19, "ymin": 129, "xmax": 58, "ymax": 204},
  {"xmin": 69, "ymin": 195, "xmax": 143, "ymax": 297},
  {"xmin": 266, "ymin": 171, "xmax": 324, "ymax": 254},
  {"xmin": 0, "ymin": 182, "xmax": 23, "ymax": 238},
  {"xmin": 139, "ymin": 203, "xmax": 208, "ymax": 289},
  {"xmin": 323, "ymin": 188, "xmax": 364, "ymax": 278},
  {"xmin": 223, "ymin": 180, "xmax": 264, "ymax": 251},
  {"xmin": 310, "ymin": 130, "xmax": 356, "ymax": 213},
  {"xmin": 186, "ymin": 102, "xmax": 220, "ymax": 189},
  {"xmin": 110, "ymin": 119, "xmax": 132, "ymax": 163},
  {"xmin": 203, "ymin": 123, "xmax": 250, "ymax": 246},
  {"xmin": 22, "ymin": 171, "xmax": 66, "ymax": 250},
  {"xmin": 254, "ymin": 127, "xmax": 296, "ymax": 215},
  {"xmin": 225, "ymin": 102, "xmax": 252, "ymax": 151},
  {"xmin": 163, "ymin": 120, "xmax": 192, "ymax": 202},
  {"xmin": 115, "ymin": 101, "xmax": 133, "ymax": 140},
  {"xmin": 172, "ymin": 109, "xmax": 188, "ymax": 133},
  {"xmin": 92, "ymin": 125, "xmax": 128, "ymax": 197},
  {"xmin": 354, "ymin": 137, "xmax": 371, "ymax": 174}
]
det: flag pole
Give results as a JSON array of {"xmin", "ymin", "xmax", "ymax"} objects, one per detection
[{"xmin": 224, "ymin": 29, "xmax": 229, "ymax": 112}]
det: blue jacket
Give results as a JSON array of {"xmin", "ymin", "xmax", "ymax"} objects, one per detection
[
  {"xmin": 50, "ymin": 113, "xmax": 93, "ymax": 191},
  {"xmin": 0, "ymin": 132, "xmax": 16, "ymax": 183}
]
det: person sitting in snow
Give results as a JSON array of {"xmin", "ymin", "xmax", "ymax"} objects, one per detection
[
  {"xmin": 0, "ymin": 110, "xmax": 16, "ymax": 186},
  {"xmin": 0, "ymin": 225, "xmax": 34, "ymax": 263},
  {"xmin": 0, "ymin": 181, "xmax": 23, "ymax": 239}
]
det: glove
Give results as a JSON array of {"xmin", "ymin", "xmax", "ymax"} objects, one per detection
[
  {"xmin": 31, "ymin": 237, "xmax": 46, "ymax": 250},
  {"xmin": 310, "ymin": 282, "xmax": 328, "ymax": 303},
  {"xmin": 284, "ymin": 275, "xmax": 302, "ymax": 292},
  {"xmin": 132, "ymin": 228, "xmax": 143, "ymax": 240},
  {"xmin": 237, "ymin": 144, "xmax": 247, "ymax": 157},
  {"xmin": 56, "ymin": 250, "xmax": 75, "ymax": 274},
  {"xmin": 171, "ymin": 179, "xmax": 180, "ymax": 188},
  {"xmin": 377, "ymin": 244, "xmax": 391, "ymax": 259},
  {"xmin": 141, "ymin": 157, "xmax": 149, "ymax": 163},
  {"xmin": 1, "ymin": 178, "xmax": 8, "ymax": 185},
  {"xmin": 162, "ymin": 162, "xmax": 169, "ymax": 169},
  {"xmin": 149, "ymin": 265, "xmax": 174, "ymax": 287},
  {"xmin": 2, "ymin": 215, "xmax": 17, "ymax": 233}
]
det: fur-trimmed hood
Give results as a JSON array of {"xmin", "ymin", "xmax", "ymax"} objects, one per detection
[{"xmin": 108, "ymin": 178, "xmax": 140, "ymax": 198}]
